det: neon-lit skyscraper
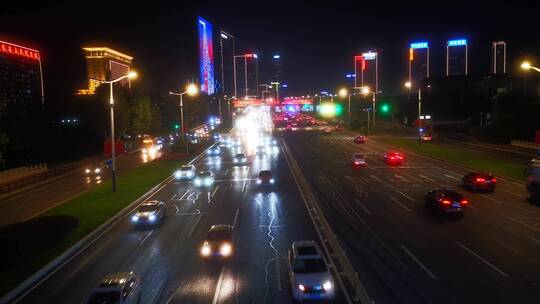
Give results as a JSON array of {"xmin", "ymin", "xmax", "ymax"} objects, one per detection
[
  {"xmin": 0, "ymin": 40, "xmax": 44, "ymax": 115},
  {"xmin": 492, "ymin": 41, "xmax": 507, "ymax": 74},
  {"xmin": 408, "ymin": 42, "xmax": 429, "ymax": 88},
  {"xmin": 446, "ymin": 39, "xmax": 468, "ymax": 76},
  {"xmin": 360, "ymin": 51, "xmax": 378, "ymax": 92},
  {"xmin": 198, "ymin": 17, "xmax": 215, "ymax": 95},
  {"xmin": 354, "ymin": 55, "xmax": 364, "ymax": 89}
]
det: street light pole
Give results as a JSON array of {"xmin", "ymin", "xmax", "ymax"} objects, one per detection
[
  {"xmin": 372, "ymin": 92, "xmax": 376, "ymax": 126},
  {"xmin": 418, "ymin": 88, "xmax": 422, "ymax": 145},
  {"xmin": 109, "ymin": 82, "xmax": 116, "ymax": 192},
  {"xmin": 93, "ymin": 71, "xmax": 137, "ymax": 192},
  {"xmin": 169, "ymin": 84, "xmax": 199, "ymax": 154}
]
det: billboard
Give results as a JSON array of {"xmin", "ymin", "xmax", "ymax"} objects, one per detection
[{"xmin": 198, "ymin": 17, "xmax": 215, "ymax": 94}]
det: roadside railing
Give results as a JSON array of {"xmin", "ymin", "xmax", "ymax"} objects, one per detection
[
  {"xmin": 281, "ymin": 139, "xmax": 372, "ymax": 304},
  {"xmin": 0, "ymin": 164, "xmax": 48, "ymax": 184}
]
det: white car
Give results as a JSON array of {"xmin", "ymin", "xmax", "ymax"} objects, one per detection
[
  {"xmin": 233, "ymin": 153, "xmax": 248, "ymax": 165},
  {"xmin": 194, "ymin": 171, "xmax": 215, "ymax": 187},
  {"xmin": 175, "ymin": 164, "xmax": 196, "ymax": 180},
  {"xmin": 288, "ymin": 241, "xmax": 335, "ymax": 301},
  {"xmin": 86, "ymin": 272, "xmax": 140, "ymax": 304}
]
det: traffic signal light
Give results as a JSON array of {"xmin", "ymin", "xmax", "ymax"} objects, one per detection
[
  {"xmin": 380, "ymin": 103, "xmax": 390, "ymax": 113},
  {"xmin": 174, "ymin": 123, "xmax": 180, "ymax": 129}
]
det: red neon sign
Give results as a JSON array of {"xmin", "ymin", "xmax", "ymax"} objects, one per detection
[
  {"xmin": 282, "ymin": 98, "xmax": 313, "ymax": 105},
  {"xmin": 0, "ymin": 41, "xmax": 40, "ymax": 61}
]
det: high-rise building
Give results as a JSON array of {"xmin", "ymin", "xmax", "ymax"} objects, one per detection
[
  {"xmin": 360, "ymin": 51, "xmax": 378, "ymax": 92},
  {"xmin": 408, "ymin": 42, "xmax": 430, "ymax": 88},
  {"xmin": 77, "ymin": 47, "xmax": 133, "ymax": 95},
  {"xmin": 219, "ymin": 31, "xmax": 235, "ymax": 97},
  {"xmin": 233, "ymin": 54, "xmax": 258, "ymax": 99},
  {"xmin": 492, "ymin": 41, "xmax": 507, "ymax": 74},
  {"xmin": 0, "ymin": 40, "xmax": 44, "ymax": 116},
  {"xmin": 446, "ymin": 39, "xmax": 468, "ymax": 76}
]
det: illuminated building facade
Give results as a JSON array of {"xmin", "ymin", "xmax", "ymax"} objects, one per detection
[
  {"xmin": 446, "ymin": 39, "xmax": 468, "ymax": 76},
  {"xmin": 492, "ymin": 41, "xmax": 506, "ymax": 74},
  {"xmin": 408, "ymin": 42, "xmax": 429, "ymax": 89},
  {"xmin": 0, "ymin": 40, "xmax": 44, "ymax": 116},
  {"xmin": 77, "ymin": 47, "xmax": 133, "ymax": 94},
  {"xmin": 359, "ymin": 51, "xmax": 378, "ymax": 92},
  {"xmin": 233, "ymin": 54, "xmax": 259, "ymax": 99}
]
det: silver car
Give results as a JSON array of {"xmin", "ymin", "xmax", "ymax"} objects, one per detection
[
  {"xmin": 174, "ymin": 164, "xmax": 196, "ymax": 180},
  {"xmin": 86, "ymin": 271, "xmax": 141, "ymax": 304},
  {"xmin": 288, "ymin": 241, "xmax": 335, "ymax": 301},
  {"xmin": 131, "ymin": 200, "xmax": 166, "ymax": 226}
]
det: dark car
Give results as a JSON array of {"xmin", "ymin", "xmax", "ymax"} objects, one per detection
[
  {"xmin": 200, "ymin": 225, "xmax": 234, "ymax": 259},
  {"xmin": 384, "ymin": 151, "xmax": 404, "ymax": 166},
  {"xmin": 257, "ymin": 170, "xmax": 275, "ymax": 185},
  {"xmin": 353, "ymin": 135, "xmax": 366, "ymax": 144},
  {"xmin": 462, "ymin": 172, "xmax": 496, "ymax": 192},
  {"xmin": 131, "ymin": 200, "xmax": 166, "ymax": 226},
  {"xmin": 86, "ymin": 272, "xmax": 140, "ymax": 304},
  {"xmin": 425, "ymin": 189, "xmax": 468, "ymax": 214}
]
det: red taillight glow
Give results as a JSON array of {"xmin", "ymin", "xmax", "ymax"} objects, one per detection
[
  {"xmin": 491, "ymin": 178, "xmax": 497, "ymax": 183},
  {"xmin": 460, "ymin": 200, "xmax": 468, "ymax": 205},
  {"xmin": 476, "ymin": 178, "xmax": 486, "ymax": 183},
  {"xmin": 442, "ymin": 200, "xmax": 451, "ymax": 205}
]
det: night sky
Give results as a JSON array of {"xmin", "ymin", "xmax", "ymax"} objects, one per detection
[{"xmin": 1, "ymin": 0, "xmax": 539, "ymax": 104}]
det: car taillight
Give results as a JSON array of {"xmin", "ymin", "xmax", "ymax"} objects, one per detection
[
  {"xmin": 442, "ymin": 200, "xmax": 451, "ymax": 205},
  {"xmin": 390, "ymin": 156, "xmax": 395, "ymax": 160},
  {"xmin": 476, "ymin": 178, "xmax": 486, "ymax": 183},
  {"xmin": 491, "ymin": 178, "xmax": 497, "ymax": 183},
  {"xmin": 460, "ymin": 200, "xmax": 468, "ymax": 205}
]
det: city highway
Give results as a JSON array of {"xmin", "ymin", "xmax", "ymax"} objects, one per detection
[
  {"xmin": 0, "ymin": 150, "xmax": 157, "ymax": 228},
  {"xmin": 16, "ymin": 120, "xmax": 344, "ymax": 303},
  {"xmin": 283, "ymin": 128, "xmax": 540, "ymax": 303}
]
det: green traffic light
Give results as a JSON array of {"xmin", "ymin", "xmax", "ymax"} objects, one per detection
[
  {"xmin": 174, "ymin": 123, "xmax": 180, "ymax": 129},
  {"xmin": 381, "ymin": 104, "xmax": 390, "ymax": 113}
]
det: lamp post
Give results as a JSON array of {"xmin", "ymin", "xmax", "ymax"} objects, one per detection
[
  {"xmin": 521, "ymin": 61, "xmax": 540, "ymax": 73},
  {"xmin": 405, "ymin": 81, "xmax": 423, "ymax": 144},
  {"xmin": 93, "ymin": 71, "xmax": 138, "ymax": 192},
  {"xmin": 169, "ymin": 83, "xmax": 199, "ymax": 154},
  {"xmin": 360, "ymin": 86, "xmax": 376, "ymax": 127},
  {"xmin": 338, "ymin": 88, "xmax": 351, "ymax": 121}
]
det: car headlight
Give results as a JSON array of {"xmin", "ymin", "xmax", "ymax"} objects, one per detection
[
  {"xmin": 298, "ymin": 284, "xmax": 305, "ymax": 292},
  {"xmin": 270, "ymin": 178, "xmax": 275, "ymax": 184},
  {"xmin": 85, "ymin": 169, "xmax": 90, "ymax": 174},
  {"xmin": 234, "ymin": 159, "xmax": 238, "ymax": 163},
  {"xmin": 207, "ymin": 150, "xmax": 212, "ymax": 155},
  {"xmin": 201, "ymin": 244, "xmax": 211, "ymax": 256},
  {"xmin": 242, "ymin": 158, "xmax": 247, "ymax": 162},
  {"xmin": 204, "ymin": 178, "xmax": 212, "ymax": 186},
  {"xmin": 174, "ymin": 171, "xmax": 182, "ymax": 179},
  {"xmin": 323, "ymin": 280, "xmax": 332, "ymax": 291},
  {"xmin": 194, "ymin": 179, "xmax": 202, "ymax": 186},
  {"xmin": 149, "ymin": 214, "xmax": 156, "ymax": 222},
  {"xmin": 220, "ymin": 243, "xmax": 232, "ymax": 256},
  {"xmin": 256, "ymin": 179, "xmax": 262, "ymax": 184},
  {"xmin": 131, "ymin": 215, "xmax": 139, "ymax": 222}
]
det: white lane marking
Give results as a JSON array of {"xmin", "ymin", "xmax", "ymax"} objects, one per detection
[
  {"xmin": 401, "ymin": 245, "xmax": 437, "ymax": 279},
  {"xmin": 211, "ymin": 267, "xmax": 226, "ymax": 304},
  {"xmin": 178, "ymin": 189, "xmax": 190, "ymax": 200},
  {"xmin": 165, "ymin": 282, "xmax": 186, "ymax": 304},
  {"xmin": 419, "ymin": 174, "xmax": 437, "ymax": 182},
  {"xmin": 275, "ymin": 252, "xmax": 282, "ymax": 291},
  {"xmin": 242, "ymin": 181, "xmax": 247, "ymax": 192},
  {"xmin": 507, "ymin": 217, "xmax": 540, "ymax": 233},
  {"xmin": 532, "ymin": 237, "xmax": 540, "ymax": 245},
  {"xmin": 167, "ymin": 193, "xmax": 177, "ymax": 202},
  {"xmin": 388, "ymin": 195, "xmax": 412, "ymax": 212},
  {"xmin": 344, "ymin": 175, "xmax": 355, "ymax": 184},
  {"xmin": 456, "ymin": 241, "xmax": 509, "ymax": 277},
  {"xmin": 467, "ymin": 204, "xmax": 477, "ymax": 210},
  {"xmin": 354, "ymin": 199, "xmax": 372, "ymax": 215},
  {"xmin": 140, "ymin": 231, "xmax": 153, "ymax": 245},
  {"xmin": 444, "ymin": 174, "xmax": 460, "ymax": 181},
  {"xmin": 503, "ymin": 189, "xmax": 522, "ymax": 198},
  {"xmin": 211, "ymin": 185, "xmax": 220, "ymax": 197},
  {"xmin": 188, "ymin": 215, "xmax": 203, "ymax": 236},
  {"xmin": 147, "ymin": 181, "xmax": 171, "ymax": 199},
  {"xmin": 370, "ymin": 174, "xmax": 383, "ymax": 183},
  {"xmin": 224, "ymin": 168, "xmax": 229, "ymax": 176},
  {"xmin": 479, "ymin": 194, "xmax": 503, "ymax": 205},
  {"xmin": 233, "ymin": 208, "xmax": 240, "ymax": 229},
  {"xmin": 394, "ymin": 189, "xmax": 415, "ymax": 202},
  {"xmin": 394, "ymin": 174, "xmax": 408, "ymax": 182}
]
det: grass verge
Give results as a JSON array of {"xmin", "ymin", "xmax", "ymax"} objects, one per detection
[
  {"xmin": 376, "ymin": 137, "xmax": 526, "ymax": 181},
  {"xmin": 0, "ymin": 153, "xmax": 193, "ymax": 296}
]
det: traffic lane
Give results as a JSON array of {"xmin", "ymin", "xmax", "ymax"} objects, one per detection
[
  {"xmin": 284, "ymin": 131, "xmax": 438, "ymax": 303},
  {"xmin": 288, "ymin": 131, "xmax": 540, "ymax": 303},
  {"xmin": 17, "ymin": 148, "xmax": 216, "ymax": 303},
  {"xmin": 0, "ymin": 150, "xmax": 157, "ymax": 228}
]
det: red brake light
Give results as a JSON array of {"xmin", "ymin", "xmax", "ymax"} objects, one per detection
[
  {"xmin": 491, "ymin": 178, "xmax": 497, "ymax": 182},
  {"xmin": 442, "ymin": 200, "xmax": 451, "ymax": 205},
  {"xmin": 476, "ymin": 178, "xmax": 486, "ymax": 183},
  {"xmin": 460, "ymin": 200, "xmax": 468, "ymax": 205}
]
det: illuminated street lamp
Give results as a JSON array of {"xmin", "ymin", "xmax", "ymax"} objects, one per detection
[
  {"xmin": 360, "ymin": 86, "xmax": 377, "ymax": 126},
  {"xmin": 338, "ymin": 88, "xmax": 352, "ymax": 120},
  {"xmin": 404, "ymin": 81, "xmax": 423, "ymax": 144},
  {"xmin": 93, "ymin": 71, "xmax": 137, "ymax": 192},
  {"xmin": 169, "ymin": 83, "xmax": 199, "ymax": 153},
  {"xmin": 521, "ymin": 61, "xmax": 540, "ymax": 72}
]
